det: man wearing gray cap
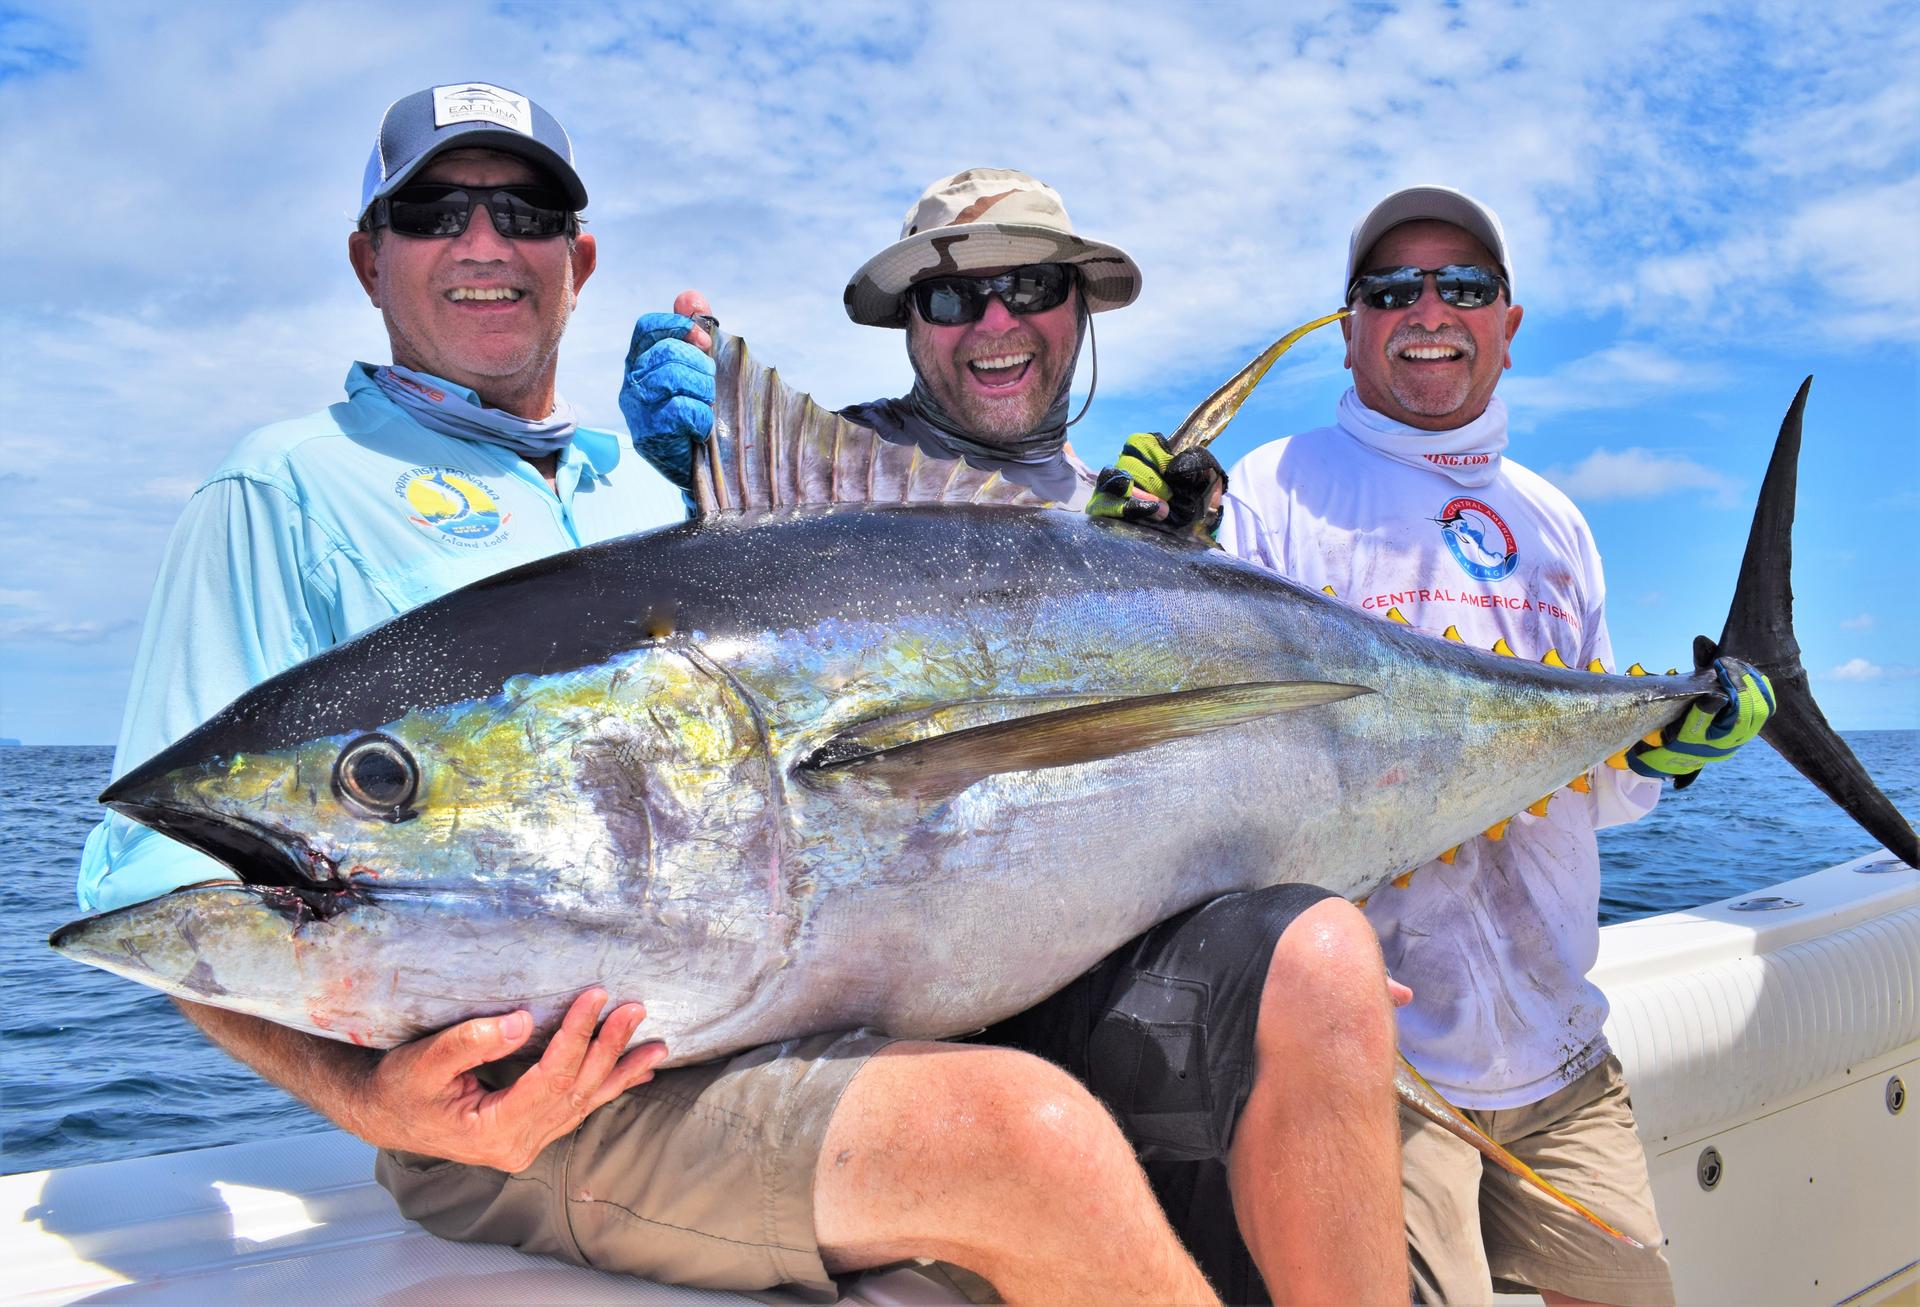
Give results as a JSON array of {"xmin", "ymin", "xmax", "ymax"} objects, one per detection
[
  {"xmin": 1136, "ymin": 184, "xmax": 1774, "ymax": 1305},
  {"xmin": 617, "ymin": 167, "xmax": 1406, "ymax": 1305}
]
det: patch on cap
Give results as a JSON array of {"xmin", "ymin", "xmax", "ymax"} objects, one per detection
[{"xmin": 431, "ymin": 83, "xmax": 532, "ymax": 135}]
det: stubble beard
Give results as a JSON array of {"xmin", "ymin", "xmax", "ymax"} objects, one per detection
[
  {"xmin": 385, "ymin": 248, "xmax": 576, "ymax": 409},
  {"xmin": 1382, "ymin": 324, "xmax": 1479, "ymax": 419},
  {"xmin": 909, "ymin": 326, "xmax": 1062, "ymax": 446}
]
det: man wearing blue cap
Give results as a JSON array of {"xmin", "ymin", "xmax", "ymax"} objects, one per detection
[{"xmin": 78, "ymin": 87, "xmax": 1395, "ymax": 1306}]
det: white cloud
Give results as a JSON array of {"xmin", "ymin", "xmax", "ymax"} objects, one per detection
[
  {"xmin": 0, "ymin": 617, "xmax": 138, "ymax": 646},
  {"xmin": 1539, "ymin": 448, "xmax": 1738, "ymax": 505},
  {"xmin": 1501, "ymin": 345, "xmax": 1727, "ymax": 425},
  {"xmin": 1832, "ymin": 658, "xmax": 1882, "ymax": 681},
  {"xmin": 1829, "ymin": 658, "xmax": 1920, "ymax": 683},
  {"xmin": 1841, "ymin": 613, "xmax": 1876, "ymax": 630},
  {"xmin": 0, "ymin": 0, "xmax": 1914, "ymax": 739}
]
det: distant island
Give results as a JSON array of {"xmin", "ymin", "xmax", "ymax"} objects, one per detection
[{"xmin": 0, "ymin": 738, "xmax": 20, "ymax": 747}]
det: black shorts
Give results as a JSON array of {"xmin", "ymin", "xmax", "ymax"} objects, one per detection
[{"xmin": 973, "ymin": 881, "xmax": 1338, "ymax": 1304}]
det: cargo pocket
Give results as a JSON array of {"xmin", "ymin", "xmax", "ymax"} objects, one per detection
[{"xmin": 1086, "ymin": 971, "xmax": 1217, "ymax": 1160}]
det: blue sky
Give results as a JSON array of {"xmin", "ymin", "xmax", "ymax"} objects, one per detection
[{"xmin": 0, "ymin": 0, "xmax": 1914, "ymax": 744}]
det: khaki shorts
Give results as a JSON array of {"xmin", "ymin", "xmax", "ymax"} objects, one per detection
[
  {"xmin": 1403, "ymin": 1053, "xmax": 1676, "ymax": 1306},
  {"xmin": 376, "ymin": 1028, "xmax": 894, "ymax": 1296}
]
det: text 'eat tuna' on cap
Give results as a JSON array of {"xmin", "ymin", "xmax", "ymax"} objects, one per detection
[
  {"xmin": 1345, "ymin": 184, "xmax": 1514, "ymax": 299},
  {"xmin": 359, "ymin": 82, "xmax": 587, "ymax": 219}
]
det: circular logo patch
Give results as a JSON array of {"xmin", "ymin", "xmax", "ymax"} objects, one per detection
[
  {"xmin": 396, "ymin": 468, "xmax": 509, "ymax": 543},
  {"xmin": 1434, "ymin": 496, "xmax": 1518, "ymax": 582}
]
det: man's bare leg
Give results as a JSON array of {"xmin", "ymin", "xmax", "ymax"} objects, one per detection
[
  {"xmin": 1227, "ymin": 898, "xmax": 1404, "ymax": 1304},
  {"xmin": 815, "ymin": 1041, "xmax": 1218, "ymax": 1305}
]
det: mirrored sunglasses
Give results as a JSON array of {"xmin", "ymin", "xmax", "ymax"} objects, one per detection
[
  {"xmin": 909, "ymin": 264, "xmax": 1076, "ymax": 326},
  {"xmin": 370, "ymin": 184, "xmax": 577, "ymax": 240},
  {"xmin": 1347, "ymin": 264, "xmax": 1509, "ymax": 311}
]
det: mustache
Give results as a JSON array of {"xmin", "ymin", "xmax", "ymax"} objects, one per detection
[
  {"xmin": 1386, "ymin": 325, "xmax": 1476, "ymax": 358},
  {"xmin": 958, "ymin": 328, "xmax": 1045, "ymax": 366}
]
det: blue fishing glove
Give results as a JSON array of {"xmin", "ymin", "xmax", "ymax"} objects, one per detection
[
  {"xmin": 1628, "ymin": 656, "xmax": 1775, "ymax": 780},
  {"xmin": 1087, "ymin": 433, "xmax": 1228, "ymax": 541},
  {"xmin": 620, "ymin": 312, "xmax": 715, "ymax": 512}
]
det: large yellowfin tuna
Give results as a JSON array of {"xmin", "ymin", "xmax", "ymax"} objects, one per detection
[{"xmin": 53, "ymin": 333, "xmax": 1915, "ymax": 1240}]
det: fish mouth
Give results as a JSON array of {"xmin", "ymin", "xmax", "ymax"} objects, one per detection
[{"xmin": 105, "ymin": 797, "xmax": 364, "ymax": 918}]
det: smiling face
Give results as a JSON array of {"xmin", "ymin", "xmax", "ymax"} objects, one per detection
[
  {"xmin": 348, "ymin": 148, "xmax": 596, "ymax": 418},
  {"xmin": 905, "ymin": 277, "xmax": 1082, "ymax": 444},
  {"xmin": 1342, "ymin": 220, "xmax": 1522, "ymax": 431}
]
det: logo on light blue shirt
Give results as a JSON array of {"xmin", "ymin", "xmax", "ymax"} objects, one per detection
[
  {"xmin": 396, "ymin": 468, "xmax": 512, "ymax": 547},
  {"xmin": 1433, "ymin": 496, "xmax": 1517, "ymax": 582}
]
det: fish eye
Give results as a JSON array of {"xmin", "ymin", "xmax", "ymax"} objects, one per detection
[{"xmin": 333, "ymin": 734, "xmax": 420, "ymax": 821}]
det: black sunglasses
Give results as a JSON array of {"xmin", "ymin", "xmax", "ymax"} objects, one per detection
[
  {"xmin": 909, "ymin": 263, "xmax": 1076, "ymax": 326},
  {"xmin": 1347, "ymin": 264, "xmax": 1509, "ymax": 311},
  {"xmin": 367, "ymin": 184, "xmax": 578, "ymax": 240}
]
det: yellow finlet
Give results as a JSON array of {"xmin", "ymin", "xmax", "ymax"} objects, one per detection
[
  {"xmin": 1437, "ymin": 845, "xmax": 1459, "ymax": 865},
  {"xmin": 1605, "ymin": 751, "xmax": 1629, "ymax": 770},
  {"xmin": 1641, "ymin": 731, "xmax": 1664, "ymax": 748},
  {"xmin": 1442, "ymin": 625, "xmax": 1464, "ymax": 642},
  {"xmin": 1392, "ymin": 870, "xmax": 1415, "ymax": 889},
  {"xmin": 1627, "ymin": 663, "xmax": 1648, "ymax": 677},
  {"xmin": 1541, "ymin": 649, "xmax": 1568, "ymax": 668},
  {"xmin": 1492, "ymin": 638, "xmax": 1516, "ymax": 657},
  {"xmin": 1322, "ymin": 585, "xmax": 1338, "ymax": 597},
  {"xmin": 1527, "ymin": 795, "xmax": 1552, "ymax": 817},
  {"xmin": 1666, "ymin": 667, "xmax": 1679, "ymax": 676},
  {"xmin": 1586, "ymin": 658, "xmax": 1607, "ymax": 674},
  {"xmin": 1355, "ymin": 895, "xmax": 1369, "ymax": 909},
  {"xmin": 1484, "ymin": 818, "xmax": 1512, "ymax": 841},
  {"xmin": 1383, "ymin": 606, "xmax": 1411, "ymax": 624},
  {"xmin": 1568, "ymin": 773, "xmax": 1592, "ymax": 794}
]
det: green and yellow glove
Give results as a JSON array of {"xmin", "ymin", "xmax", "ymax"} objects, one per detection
[
  {"xmin": 1628, "ymin": 656, "xmax": 1775, "ymax": 780},
  {"xmin": 1087, "ymin": 433, "xmax": 1228, "ymax": 541}
]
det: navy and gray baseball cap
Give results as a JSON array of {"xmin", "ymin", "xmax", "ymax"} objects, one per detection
[{"xmin": 359, "ymin": 82, "xmax": 587, "ymax": 219}]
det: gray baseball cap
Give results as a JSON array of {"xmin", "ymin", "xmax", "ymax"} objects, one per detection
[
  {"xmin": 844, "ymin": 168, "xmax": 1142, "ymax": 329},
  {"xmin": 359, "ymin": 82, "xmax": 586, "ymax": 219},
  {"xmin": 1345, "ymin": 185, "xmax": 1513, "ymax": 299}
]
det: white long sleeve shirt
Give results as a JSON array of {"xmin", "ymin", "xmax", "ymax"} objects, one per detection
[{"xmin": 1221, "ymin": 391, "xmax": 1660, "ymax": 1109}]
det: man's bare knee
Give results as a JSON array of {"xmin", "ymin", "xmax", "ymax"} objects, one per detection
[
  {"xmin": 1260, "ymin": 897, "xmax": 1396, "ymax": 1064},
  {"xmin": 816, "ymin": 1042, "xmax": 1135, "ymax": 1264},
  {"xmin": 830, "ymin": 1042, "xmax": 1120, "ymax": 1185}
]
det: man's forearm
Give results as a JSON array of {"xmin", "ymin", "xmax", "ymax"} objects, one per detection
[{"xmin": 173, "ymin": 998, "xmax": 383, "ymax": 1144}]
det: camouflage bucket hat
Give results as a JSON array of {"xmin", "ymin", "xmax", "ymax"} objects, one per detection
[{"xmin": 844, "ymin": 168, "xmax": 1143, "ymax": 328}]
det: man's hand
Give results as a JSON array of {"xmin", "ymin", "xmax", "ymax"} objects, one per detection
[
  {"xmin": 349, "ymin": 989, "xmax": 667, "ymax": 1173},
  {"xmin": 621, "ymin": 290, "xmax": 718, "ymax": 509},
  {"xmin": 1628, "ymin": 656, "xmax": 1775, "ymax": 781},
  {"xmin": 1087, "ymin": 432, "xmax": 1229, "ymax": 541}
]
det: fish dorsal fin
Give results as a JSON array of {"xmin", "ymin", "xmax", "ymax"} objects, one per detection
[
  {"xmin": 693, "ymin": 331, "xmax": 1055, "ymax": 517},
  {"xmin": 801, "ymin": 680, "xmax": 1371, "ymax": 799}
]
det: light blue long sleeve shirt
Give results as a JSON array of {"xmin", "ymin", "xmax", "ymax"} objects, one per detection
[{"xmin": 77, "ymin": 364, "xmax": 677, "ymax": 913}]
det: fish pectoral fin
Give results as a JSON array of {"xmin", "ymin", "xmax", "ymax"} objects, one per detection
[
  {"xmin": 1392, "ymin": 1055, "xmax": 1644, "ymax": 1249},
  {"xmin": 800, "ymin": 680, "xmax": 1371, "ymax": 798}
]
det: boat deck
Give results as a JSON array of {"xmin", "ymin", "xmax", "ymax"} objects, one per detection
[{"xmin": 13, "ymin": 851, "xmax": 1919, "ymax": 1305}]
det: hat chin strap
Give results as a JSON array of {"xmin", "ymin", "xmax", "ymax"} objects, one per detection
[{"xmin": 1062, "ymin": 303, "xmax": 1097, "ymax": 429}]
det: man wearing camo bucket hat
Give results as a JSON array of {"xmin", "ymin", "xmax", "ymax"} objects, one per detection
[
  {"xmin": 618, "ymin": 168, "xmax": 1406, "ymax": 1304},
  {"xmin": 624, "ymin": 167, "xmax": 1138, "ymax": 508}
]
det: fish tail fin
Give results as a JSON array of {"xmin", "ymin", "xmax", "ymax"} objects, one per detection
[
  {"xmin": 1392, "ymin": 1056, "xmax": 1643, "ymax": 1249},
  {"xmin": 1701, "ymin": 377, "xmax": 1918, "ymax": 864}
]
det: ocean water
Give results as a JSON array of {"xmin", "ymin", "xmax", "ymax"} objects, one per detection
[{"xmin": 4, "ymin": 734, "xmax": 1915, "ymax": 1176}]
